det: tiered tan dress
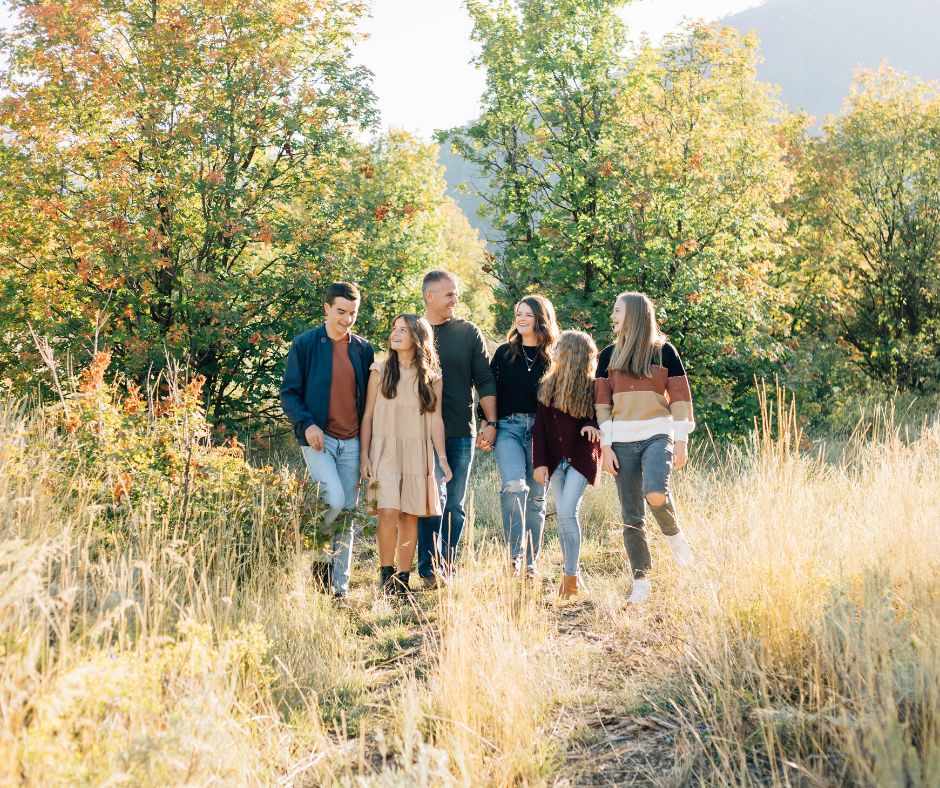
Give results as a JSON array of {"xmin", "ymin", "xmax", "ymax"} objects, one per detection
[{"xmin": 367, "ymin": 361, "xmax": 442, "ymax": 517}]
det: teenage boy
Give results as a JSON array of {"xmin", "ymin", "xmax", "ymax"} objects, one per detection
[
  {"xmin": 417, "ymin": 270, "xmax": 497, "ymax": 586},
  {"xmin": 281, "ymin": 282, "xmax": 375, "ymax": 599}
]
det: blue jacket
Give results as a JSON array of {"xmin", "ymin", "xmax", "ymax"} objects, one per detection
[{"xmin": 280, "ymin": 324, "xmax": 375, "ymax": 446}]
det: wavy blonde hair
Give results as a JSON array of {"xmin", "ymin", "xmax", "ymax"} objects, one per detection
[
  {"xmin": 381, "ymin": 314, "xmax": 440, "ymax": 414},
  {"xmin": 538, "ymin": 330, "xmax": 598, "ymax": 419}
]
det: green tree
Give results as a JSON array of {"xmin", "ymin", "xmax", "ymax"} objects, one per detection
[
  {"xmin": 598, "ymin": 24, "xmax": 795, "ymax": 430},
  {"xmin": 446, "ymin": 8, "xmax": 796, "ymax": 433},
  {"xmin": 448, "ymin": 0, "xmax": 627, "ymax": 328},
  {"xmin": 292, "ymin": 130, "xmax": 496, "ymax": 349},
  {"xmin": 0, "ymin": 0, "xmax": 375, "ymax": 424},
  {"xmin": 785, "ymin": 66, "xmax": 940, "ymax": 393}
]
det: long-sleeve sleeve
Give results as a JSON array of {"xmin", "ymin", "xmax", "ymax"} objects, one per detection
[
  {"xmin": 470, "ymin": 326, "xmax": 497, "ymax": 399},
  {"xmin": 663, "ymin": 343, "xmax": 695, "ymax": 441},
  {"xmin": 279, "ymin": 339, "xmax": 315, "ymax": 432},
  {"xmin": 594, "ymin": 376, "xmax": 614, "ymax": 447},
  {"xmin": 532, "ymin": 403, "xmax": 551, "ymax": 469}
]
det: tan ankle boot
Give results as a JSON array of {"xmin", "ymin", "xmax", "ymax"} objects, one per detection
[{"xmin": 558, "ymin": 574, "xmax": 579, "ymax": 599}]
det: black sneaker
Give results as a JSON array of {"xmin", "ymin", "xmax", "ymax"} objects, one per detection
[
  {"xmin": 332, "ymin": 591, "xmax": 350, "ymax": 608},
  {"xmin": 312, "ymin": 560, "xmax": 333, "ymax": 594},
  {"xmin": 420, "ymin": 573, "xmax": 439, "ymax": 590}
]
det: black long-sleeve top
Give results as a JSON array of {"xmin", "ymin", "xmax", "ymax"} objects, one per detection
[{"xmin": 490, "ymin": 342, "xmax": 547, "ymax": 419}]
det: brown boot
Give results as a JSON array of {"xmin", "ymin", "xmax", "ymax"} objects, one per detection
[{"xmin": 558, "ymin": 575, "xmax": 579, "ymax": 599}]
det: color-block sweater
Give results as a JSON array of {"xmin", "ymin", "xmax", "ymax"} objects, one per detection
[{"xmin": 594, "ymin": 342, "xmax": 695, "ymax": 446}]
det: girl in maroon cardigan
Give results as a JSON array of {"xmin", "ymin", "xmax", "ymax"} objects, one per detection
[{"xmin": 533, "ymin": 330, "xmax": 603, "ymax": 598}]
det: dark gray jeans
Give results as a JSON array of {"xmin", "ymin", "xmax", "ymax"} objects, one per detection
[{"xmin": 612, "ymin": 435, "xmax": 679, "ymax": 579}]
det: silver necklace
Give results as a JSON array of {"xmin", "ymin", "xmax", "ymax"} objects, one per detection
[{"xmin": 521, "ymin": 345, "xmax": 539, "ymax": 373}]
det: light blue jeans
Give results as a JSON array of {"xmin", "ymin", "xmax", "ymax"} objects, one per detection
[
  {"xmin": 550, "ymin": 459, "xmax": 589, "ymax": 577},
  {"xmin": 494, "ymin": 414, "xmax": 547, "ymax": 572},
  {"xmin": 301, "ymin": 434, "xmax": 359, "ymax": 594}
]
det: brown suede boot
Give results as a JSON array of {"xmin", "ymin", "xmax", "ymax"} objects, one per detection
[{"xmin": 558, "ymin": 575, "xmax": 579, "ymax": 599}]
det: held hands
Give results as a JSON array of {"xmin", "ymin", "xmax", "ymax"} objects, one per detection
[
  {"xmin": 533, "ymin": 466, "xmax": 549, "ymax": 486},
  {"xmin": 580, "ymin": 425, "xmax": 602, "ymax": 443},
  {"xmin": 304, "ymin": 424, "xmax": 325, "ymax": 451},
  {"xmin": 674, "ymin": 441, "xmax": 688, "ymax": 470},
  {"xmin": 440, "ymin": 458, "xmax": 454, "ymax": 484},
  {"xmin": 476, "ymin": 423, "xmax": 497, "ymax": 452}
]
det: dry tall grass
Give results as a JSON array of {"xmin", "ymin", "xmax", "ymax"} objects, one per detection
[{"xmin": 1, "ymin": 386, "xmax": 938, "ymax": 785}]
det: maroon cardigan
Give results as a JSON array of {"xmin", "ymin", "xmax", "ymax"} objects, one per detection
[{"xmin": 532, "ymin": 403, "xmax": 602, "ymax": 486}]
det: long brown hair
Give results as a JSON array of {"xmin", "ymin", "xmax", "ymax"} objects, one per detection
[
  {"xmin": 381, "ymin": 314, "xmax": 440, "ymax": 414},
  {"xmin": 506, "ymin": 294, "xmax": 559, "ymax": 368},
  {"xmin": 538, "ymin": 330, "xmax": 598, "ymax": 419},
  {"xmin": 609, "ymin": 292, "xmax": 665, "ymax": 377}
]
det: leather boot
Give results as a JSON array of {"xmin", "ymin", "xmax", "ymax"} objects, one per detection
[
  {"xmin": 394, "ymin": 571, "xmax": 412, "ymax": 598},
  {"xmin": 558, "ymin": 574, "xmax": 579, "ymax": 599},
  {"xmin": 379, "ymin": 565, "xmax": 396, "ymax": 597}
]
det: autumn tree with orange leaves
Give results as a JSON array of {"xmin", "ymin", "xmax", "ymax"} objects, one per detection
[{"xmin": 0, "ymin": 0, "xmax": 375, "ymax": 425}]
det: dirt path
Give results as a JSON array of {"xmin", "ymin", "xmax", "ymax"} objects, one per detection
[{"xmin": 546, "ymin": 598, "xmax": 685, "ymax": 786}]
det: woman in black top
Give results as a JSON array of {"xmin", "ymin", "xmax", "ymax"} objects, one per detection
[{"xmin": 487, "ymin": 294, "xmax": 559, "ymax": 575}]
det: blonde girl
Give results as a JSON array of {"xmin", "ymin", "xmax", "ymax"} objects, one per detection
[
  {"xmin": 532, "ymin": 330, "xmax": 603, "ymax": 598},
  {"xmin": 594, "ymin": 292, "xmax": 695, "ymax": 604}
]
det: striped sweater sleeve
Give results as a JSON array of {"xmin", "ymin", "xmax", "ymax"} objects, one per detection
[
  {"xmin": 594, "ymin": 345, "xmax": 615, "ymax": 447},
  {"xmin": 662, "ymin": 343, "xmax": 695, "ymax": 441}
]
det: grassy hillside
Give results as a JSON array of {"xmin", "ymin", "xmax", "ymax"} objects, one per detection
[{"xmin": 1, "ymin": 369, "xmax": 938, "ymax": 784}]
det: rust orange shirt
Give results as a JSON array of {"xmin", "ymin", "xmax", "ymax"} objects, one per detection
[{"xmin": 326, "ymin": 334, "xmax": 359, "ymax": 439}]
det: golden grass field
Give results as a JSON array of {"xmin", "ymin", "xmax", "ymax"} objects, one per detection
[{"xmin": 1, "ymin": 388, "xmax": 938, "ymax": 785}]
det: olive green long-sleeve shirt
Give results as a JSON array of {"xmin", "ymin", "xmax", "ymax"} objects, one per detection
[{"xmin": 431, "ymin": 318, "xmax": 496, "ymax": 438}]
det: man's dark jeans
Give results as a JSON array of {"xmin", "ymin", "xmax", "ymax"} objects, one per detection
[{"xmin": 417, "ymin": 436, "xmax": 475, "ymax": 578}]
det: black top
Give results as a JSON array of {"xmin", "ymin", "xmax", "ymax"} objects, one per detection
[
  {"xmin": 491, "ymin": 342, "xmax": 547, "ymax": 419},
  {"xmin": 597, "ymin": 342, "xmax": 686, "ymax": 379},
  {"xmin": 431, "ymin": 318, "xmax": 497, "ymax": 438}
]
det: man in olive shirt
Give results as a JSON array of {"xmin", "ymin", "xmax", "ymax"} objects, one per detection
[{"xmin": 418, "ymin": 270, "xmax": 498, "ymax": 586}]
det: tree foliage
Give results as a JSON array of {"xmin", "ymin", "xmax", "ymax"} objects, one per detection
[
  {"xmin": 447, "ymin": 3, "xmax": 795, "ymax": 433},
  {"xmin": 0, "ymin": 1, "xmax": 493, "ymax": 428},
  {"xmin": 784, "ymin": 66, "xmax": 940, "ymax": 394},
  {"xmin": 304, "ymin": 130, "xmax": 496, "ymax": 346},
  {"xmin": 0, "ymin": 0, "xmax": 374, "ymax": 425}
]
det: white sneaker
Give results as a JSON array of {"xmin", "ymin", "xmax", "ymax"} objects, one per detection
[
  {"xmin": 667, "ymin": 532, "xmax": 694, "ymax": 568},
  {"xmin": 627, "ymin": 578, "xmax": 652, "ymax": 604}
]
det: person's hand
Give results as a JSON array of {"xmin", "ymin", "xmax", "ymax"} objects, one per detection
[
  {"xmin": 533, "ymin": 466, "xmax": 549, "ymax": 486},
  {"xmin": 440, "ymin": 458, "xmax": 453, "ymax": 484},
  {"xmin": 304, "ymin": 424, "xmax": 325, "ymax": 451},
  {"xmin": 602, "ymin": 445, "xmax": 619, "ymax": 477},
  {"xmin": 673, "ymin": 441, "xmax": 688, "ymax": 470},
  {"xmin": 359, "ymin": 457, "xmax": 372, "ymax": 481},
  {"xmin": 477, "ymin": 423, "xmax": 497, "ymax": 451},
  {"xmin": 581, "ymin": 426, "xmax": 602, "ymax": 443}
]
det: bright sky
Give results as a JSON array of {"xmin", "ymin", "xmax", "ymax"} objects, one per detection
[
  {"xmin": 0, "ymin": 0, "xmax": 765, "ymax": 138},
  {"xmin": 355, "ymin": 0, "xmax": 765, "ymax": 139}
]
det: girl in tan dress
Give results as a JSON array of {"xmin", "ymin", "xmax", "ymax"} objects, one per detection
[{"xmin": 360, "ymin": 314, "xmax": 452, "ymax": 597}]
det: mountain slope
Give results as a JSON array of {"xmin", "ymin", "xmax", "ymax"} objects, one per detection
[
  {"xmin": 441, "ymin": 0, "xmax": 940, "ymax": 241},
  {"xmin": 723, "ymin": 0, "xmax": 940, "ymax": 124}
]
